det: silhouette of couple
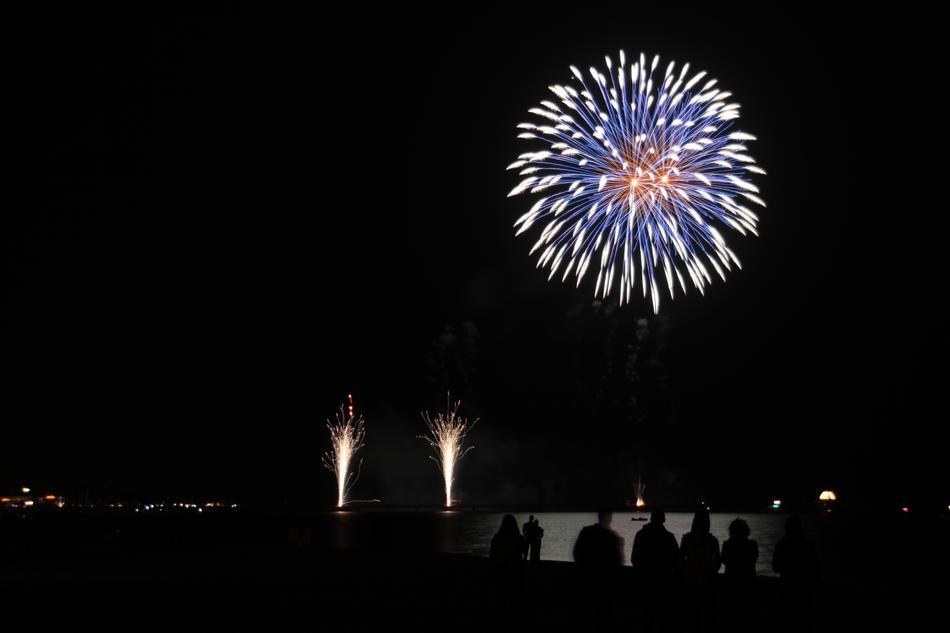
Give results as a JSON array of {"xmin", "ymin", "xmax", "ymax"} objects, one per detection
[
  {"xmin": 488, "ymin": 514, "xmax": 545, "ymax": 628},
  {"xmin": 523, "ymin": 515, "xmax": 543, "ymax": 561}
]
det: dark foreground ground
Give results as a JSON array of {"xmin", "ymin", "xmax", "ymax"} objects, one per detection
[{"xmin": 1, "ymin": 511, "xmax": 941, "ymax": 630}]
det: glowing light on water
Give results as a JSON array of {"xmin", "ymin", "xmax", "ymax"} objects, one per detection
[
  {"xmin": 509, "ymin": 51, "xmax": 765, "ymax": 313},
  {"xmin": 322, "ymin": 395, "xmax": 366, "ymax": 508},
  {"xmin": 419, "ymin": 398, "xmax": 476, "ymax": 508}
]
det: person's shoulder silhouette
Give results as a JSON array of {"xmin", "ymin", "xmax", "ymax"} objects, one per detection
[
  {"xmin": 773, "ymin": 515, "xmax": 818, "ymax": 585},
  {"xmin": 680, "ymin": 507, "xmax": 721, "ymax": 583},
  {"xmin": 631, "ymin": 508, "xmax": 679, "ymax": 578},
  {"xmin": 491, "ymin": 514, "xmax": 525, "ymax": 566},
  {"xmin": 573, "ymin": 510, "xmax": 623, "ymax": 567},
  {"xmin": 722, "ymin": 517, "xmax": 758, "ymax": 581}
]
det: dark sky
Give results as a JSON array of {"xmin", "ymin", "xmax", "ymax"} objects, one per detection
[{"xmin": 4, "ymin": 9, "xmax": 944, "ymax": 509}]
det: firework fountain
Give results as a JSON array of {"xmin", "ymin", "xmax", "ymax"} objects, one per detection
[
  {"xmin": 635, "ymin": 476, "xmax": 646, "ymax": 509},
  {"xmin": 322, "ymin": 394, "xmax": 366, "ymax": 508},
  {"xmin": 419, "ymin": 398, "xmax": 476, "ymax": 508},
  {"xmin": 509, "ymin": 51, "xmax": 765, "ymax": 313}
]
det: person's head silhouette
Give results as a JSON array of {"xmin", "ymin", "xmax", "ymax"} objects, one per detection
[
  {"xmin": 499, "ymin": 514, "xmax": 519, "ymax": 535},
  {"xmin": 650, "ymin": 508, "xmax": 666, "ymax": 524},
  {"xmin": 528, "ymin": 514, "xmax": 534, "ymax": 523},
  {"xmin": 691, "ymin": 506, "xmax": 711, "ymax": 534},
  {"xmin": 729, "ymin": 517, "xmax": 750, "ymax": 540},
  {"xmin": 597, "ymin": 509, "xmax": 613, "ymax": 527}
]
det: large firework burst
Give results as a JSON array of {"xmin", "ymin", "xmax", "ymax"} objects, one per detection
[{"xmin": 509, "ymin": 51, "xmax": 765, "ymax": 313}]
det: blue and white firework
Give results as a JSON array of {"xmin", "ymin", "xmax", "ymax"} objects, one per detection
[{"xmin": 509, "ymin": 51, "xmax": 765, "ymax": 313}]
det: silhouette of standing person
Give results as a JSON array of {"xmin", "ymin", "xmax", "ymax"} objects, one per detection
[
  {"xmin": 679, "ymin": 507, "xmax": 721, "ymax": 632},
  {"xmin": 529, "ymin": 518, "xmax": 543, "ymax": 561},
  {"xmin": 490, "ymin": 514, "xmax": 526, "ymax": 630},
  {"xmin": 721, "ymin": 517, "xmax": 758, "ymax": 632},
  {"xmin": 573, "ymin": 509, "xmax": 624, "ymax": 631},
  {"xmin": 772, "ymin": 516, "xmax": 819, "ymax": 632},
  {"xmin": 631, "ymin": 508, "xmax": 679, "ymax": 633},
  {"xmin": 522, "ymin": 515, "xmax": 535, "ymax": 559}
]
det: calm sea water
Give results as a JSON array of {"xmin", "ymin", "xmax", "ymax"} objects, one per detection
[{"xmin": 328, "ymin": 511, "xmax": 793, "ymax": 577}]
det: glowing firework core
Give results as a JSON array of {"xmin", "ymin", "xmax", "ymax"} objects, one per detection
[
  {"xmin": 635, "ymin": 476, "xmax": 646, "ymax": 509},
  {"xmin": 420, "ymin": 399, "xmax": 476, "ymax": 508},
  {"xmin": 509, "ymin": 51, "xmax": 765, "ymax": 313},
  {"xmin": 322, "ymin": 395, "xmax": 366, "ymax": 508}
]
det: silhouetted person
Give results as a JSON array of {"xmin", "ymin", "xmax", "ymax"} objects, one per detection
[
  {"xmin": 573, "ymin": 510, "xmax": 624, "ymax": 631},
  {"xmin": 721, "ymin": 518, "xmax": 758, "ymax": 632},
  {"xmin": 523, "ymin": 515, "xmax": 535, "ymax": 559},
  {"xmin": 490, "ymin": 514, "xmax": 526, "ymax": 630},
  {"xmin": 631, "ymin": 509, "xmax": 678, "ymax": 633},
  {"xmin": 528, "ymin": 518, "xmax": 543, "ymax": 561},
  {"xmin": 679, "ymin": 507, "xmax": 721, "ymax": 632},
  {"xmin": 772, "ymin": 516, "xmax": 819, "ymax": 632}
]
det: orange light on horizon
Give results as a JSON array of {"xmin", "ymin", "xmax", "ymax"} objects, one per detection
[
  {"xmin": 818, "ymin": 490, "xmax": 837, "ymax": 502},
  {"xmin": 44, "ymin": 495, "xmax": 56, "ymax": 500}
]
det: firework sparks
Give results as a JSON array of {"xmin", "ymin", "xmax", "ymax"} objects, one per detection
[
  {"xmin": 509, "ymin": 51, "xmax": 765, "ymax": 313},
  {"xmin": 322, "ymin": 395, "xmax": 366, "ymax": 508},
  {"xmin": 635, "ymin": 478, "xmax": 646, "ymax": 509},
  {"xmin": 419, "ymin": 398, "xmax": 476, "ymax": 508}
]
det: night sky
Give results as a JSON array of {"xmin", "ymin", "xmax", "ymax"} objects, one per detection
[{"xmin": 5, "ymin": 10, "xmax": 943, "ymax": 510}]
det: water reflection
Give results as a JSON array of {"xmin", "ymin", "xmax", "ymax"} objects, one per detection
[{"xmin": 327, "ymin": 511, "xmax": 790, "ymax": 576}]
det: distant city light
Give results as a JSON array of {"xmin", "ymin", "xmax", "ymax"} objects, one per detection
[
  {"xmin": 901, "ymin": 506, "xmax": 910, "ymax": 513},
  {"xmin": 21, "ymin": 487, "xmax": 30, "ymax": 493},
  {"xmin": 818, "ymin": 490, "xmax": 837, "ymax": 501},
  {"xmin": 771, "ymin": 499, "xmax": 782, "ymax": 509}
]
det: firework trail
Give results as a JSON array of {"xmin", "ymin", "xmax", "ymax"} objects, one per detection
[
  {"xmin": 509, "ymin": 51, "xmax": 765, "ymax": 313},
  {"xmin": 419, "ymin": 398, "xmax": 476, "ymax": 508},
  {"xmin": 322, "ymin": 394, "xmax": 366, "ymax": 508}
]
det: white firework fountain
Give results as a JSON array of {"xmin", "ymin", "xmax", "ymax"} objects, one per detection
[
  {"xmin": 419, "ymin": 397, "xmax": 476, "ymax": 508},
  {"xmin": 322, "ymin": 394, "xmax": 366, "ymax": 508}
]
